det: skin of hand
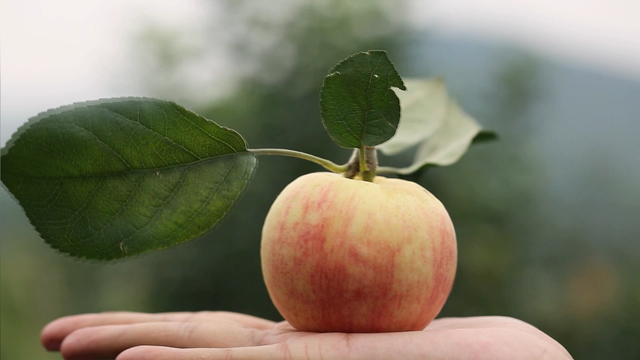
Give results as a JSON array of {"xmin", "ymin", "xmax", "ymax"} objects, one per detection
[{"xmin": 41, "ymin": 311, "xmax": 573, "ymax": 360}]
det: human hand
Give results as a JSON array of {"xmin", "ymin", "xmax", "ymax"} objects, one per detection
[{"xmin": 41, "ymin": 311, "xmax": 572, "ymax": 359}]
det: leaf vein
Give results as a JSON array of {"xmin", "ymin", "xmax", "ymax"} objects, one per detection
[
  {"xmin": 98, "ymin": 106, "xmax": 202, "ymax": 160},
  {"xmin": 162, "ymin": 155, "xmax": 238, "ymax": 242},
  {"xmin": 69, "ymin": 122, "xmax": 133, "ymax": 170}
]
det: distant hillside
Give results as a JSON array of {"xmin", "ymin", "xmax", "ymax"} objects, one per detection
[{"xmin": 405, "ymin": 33, "xmax": 640, "ymax": 250}]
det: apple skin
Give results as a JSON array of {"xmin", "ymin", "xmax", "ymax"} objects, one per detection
[{"xmin": 261, "ymin": 172, "xmax": 457, "ymax": 333}]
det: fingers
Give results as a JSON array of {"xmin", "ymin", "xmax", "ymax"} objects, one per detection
[
  {"xmin": 116, "ymin": 332, "xmax": 427, "ymax": 360},
  {"xmin": 41, "ymin": 311, "xmax": 275, "ymax": 350},
  {"xmin": 42, "ymin": 312, "xmax": 156, "ymax": 351},
  {"xmin": 59, "ymin": 321, "xmax": 256, "ymax": 360},
  {"xmin": 208, "ymin": 311, "xmax": 277, "ymax": 329},
  {"xmin": 116, "ymin": 344, "xmax": 329, "ymax": 360},
  {"xmin": 117, "ymin": 345, "xmax": 279, "ymax": 360},
  {"xmin": 56, "ymin": 320, "xmax": 573, "ymax": 360}
]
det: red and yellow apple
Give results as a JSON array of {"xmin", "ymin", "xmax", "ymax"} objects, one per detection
[{"xmin": 261, "ymin": 172, "xmax": 457, "ymax": 333}]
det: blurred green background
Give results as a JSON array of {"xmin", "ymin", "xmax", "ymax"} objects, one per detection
[{"xmin": 2, "ymin": 1, "xmax": 639, "ymax": 359}]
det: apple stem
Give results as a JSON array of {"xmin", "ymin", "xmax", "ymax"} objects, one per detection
[
  {"xmin": 345, "ymin": 147, "xmax": 377, "ymax": 182},
  {"xmin": 359, "ymin": 145, "xmax": 368, "ymax": 173},
  {"xmin": 248, "ymin": 148, "xmax": 349, "ymax": 173},
  {"xmin": 361, "ymin": 146, "xmax": 377, "ymax": 182}
]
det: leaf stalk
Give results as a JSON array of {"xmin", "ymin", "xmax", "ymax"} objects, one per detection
[
  {"xmin": 249, "ymin": 148, "xmax": 348, "ymax": 173},
  {"xmin": 376, "ymin": 166, "xmax": 404, "ymax": 175}
]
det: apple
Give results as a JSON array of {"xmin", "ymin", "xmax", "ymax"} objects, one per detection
[{"xmin": 261, "ymin": 172, "xmax": 457, "ymax": 333}]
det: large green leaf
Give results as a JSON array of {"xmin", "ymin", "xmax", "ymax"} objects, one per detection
[
  {"xmin": 1, "ymin": 98, "xmax": 256, "ymax": 261},
  {"xmin": 320, "ymin": 50, "xmax": 406, "ymax": 148},
  {"xmin": 378, "ymin": 78, "xmax": 496, "ymax": 174}
]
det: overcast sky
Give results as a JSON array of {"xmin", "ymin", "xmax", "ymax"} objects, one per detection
[
  {"xmin": 410, "ymin": 0, "xmax": 640, "ymax": 79},
  {"xmin": 2, "ymin": 0, "xmax": 639, "ymax": 146}
]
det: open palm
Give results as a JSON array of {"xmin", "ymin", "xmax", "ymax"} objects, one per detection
[{"xmin": 42, "ymin": 311, "xmax": 572, "ymax": 359}]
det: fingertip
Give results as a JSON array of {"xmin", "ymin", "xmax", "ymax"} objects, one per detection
[
  {"xmin": 116, "ymin": 346, "xmax": 170, "ymax": 360},
  {"xmin": 40, "ymin": 313, "xmax": 100, "ymax": 351},
  {"xmin": 58, "ymin": 330, "xmax": 81, "ymax": 359},
  {"xmin": 40, "ymin": 319, "xmax": 65, "ymax": 351},
  {"xmin": 59, "ymin": 328, "xmax": 98, "ymax": 360}
]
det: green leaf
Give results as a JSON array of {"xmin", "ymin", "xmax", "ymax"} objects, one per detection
[
  {"xmin": 378, "ymin": 78, "xmax": 497, "ymax": 175},
  {"xmin": 320, "ymin": 50, "xmax": 406, "ymax": 148},
  {"xmin": 1, "ymin": 98, "xmax": 256, "ymax": 261}
]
